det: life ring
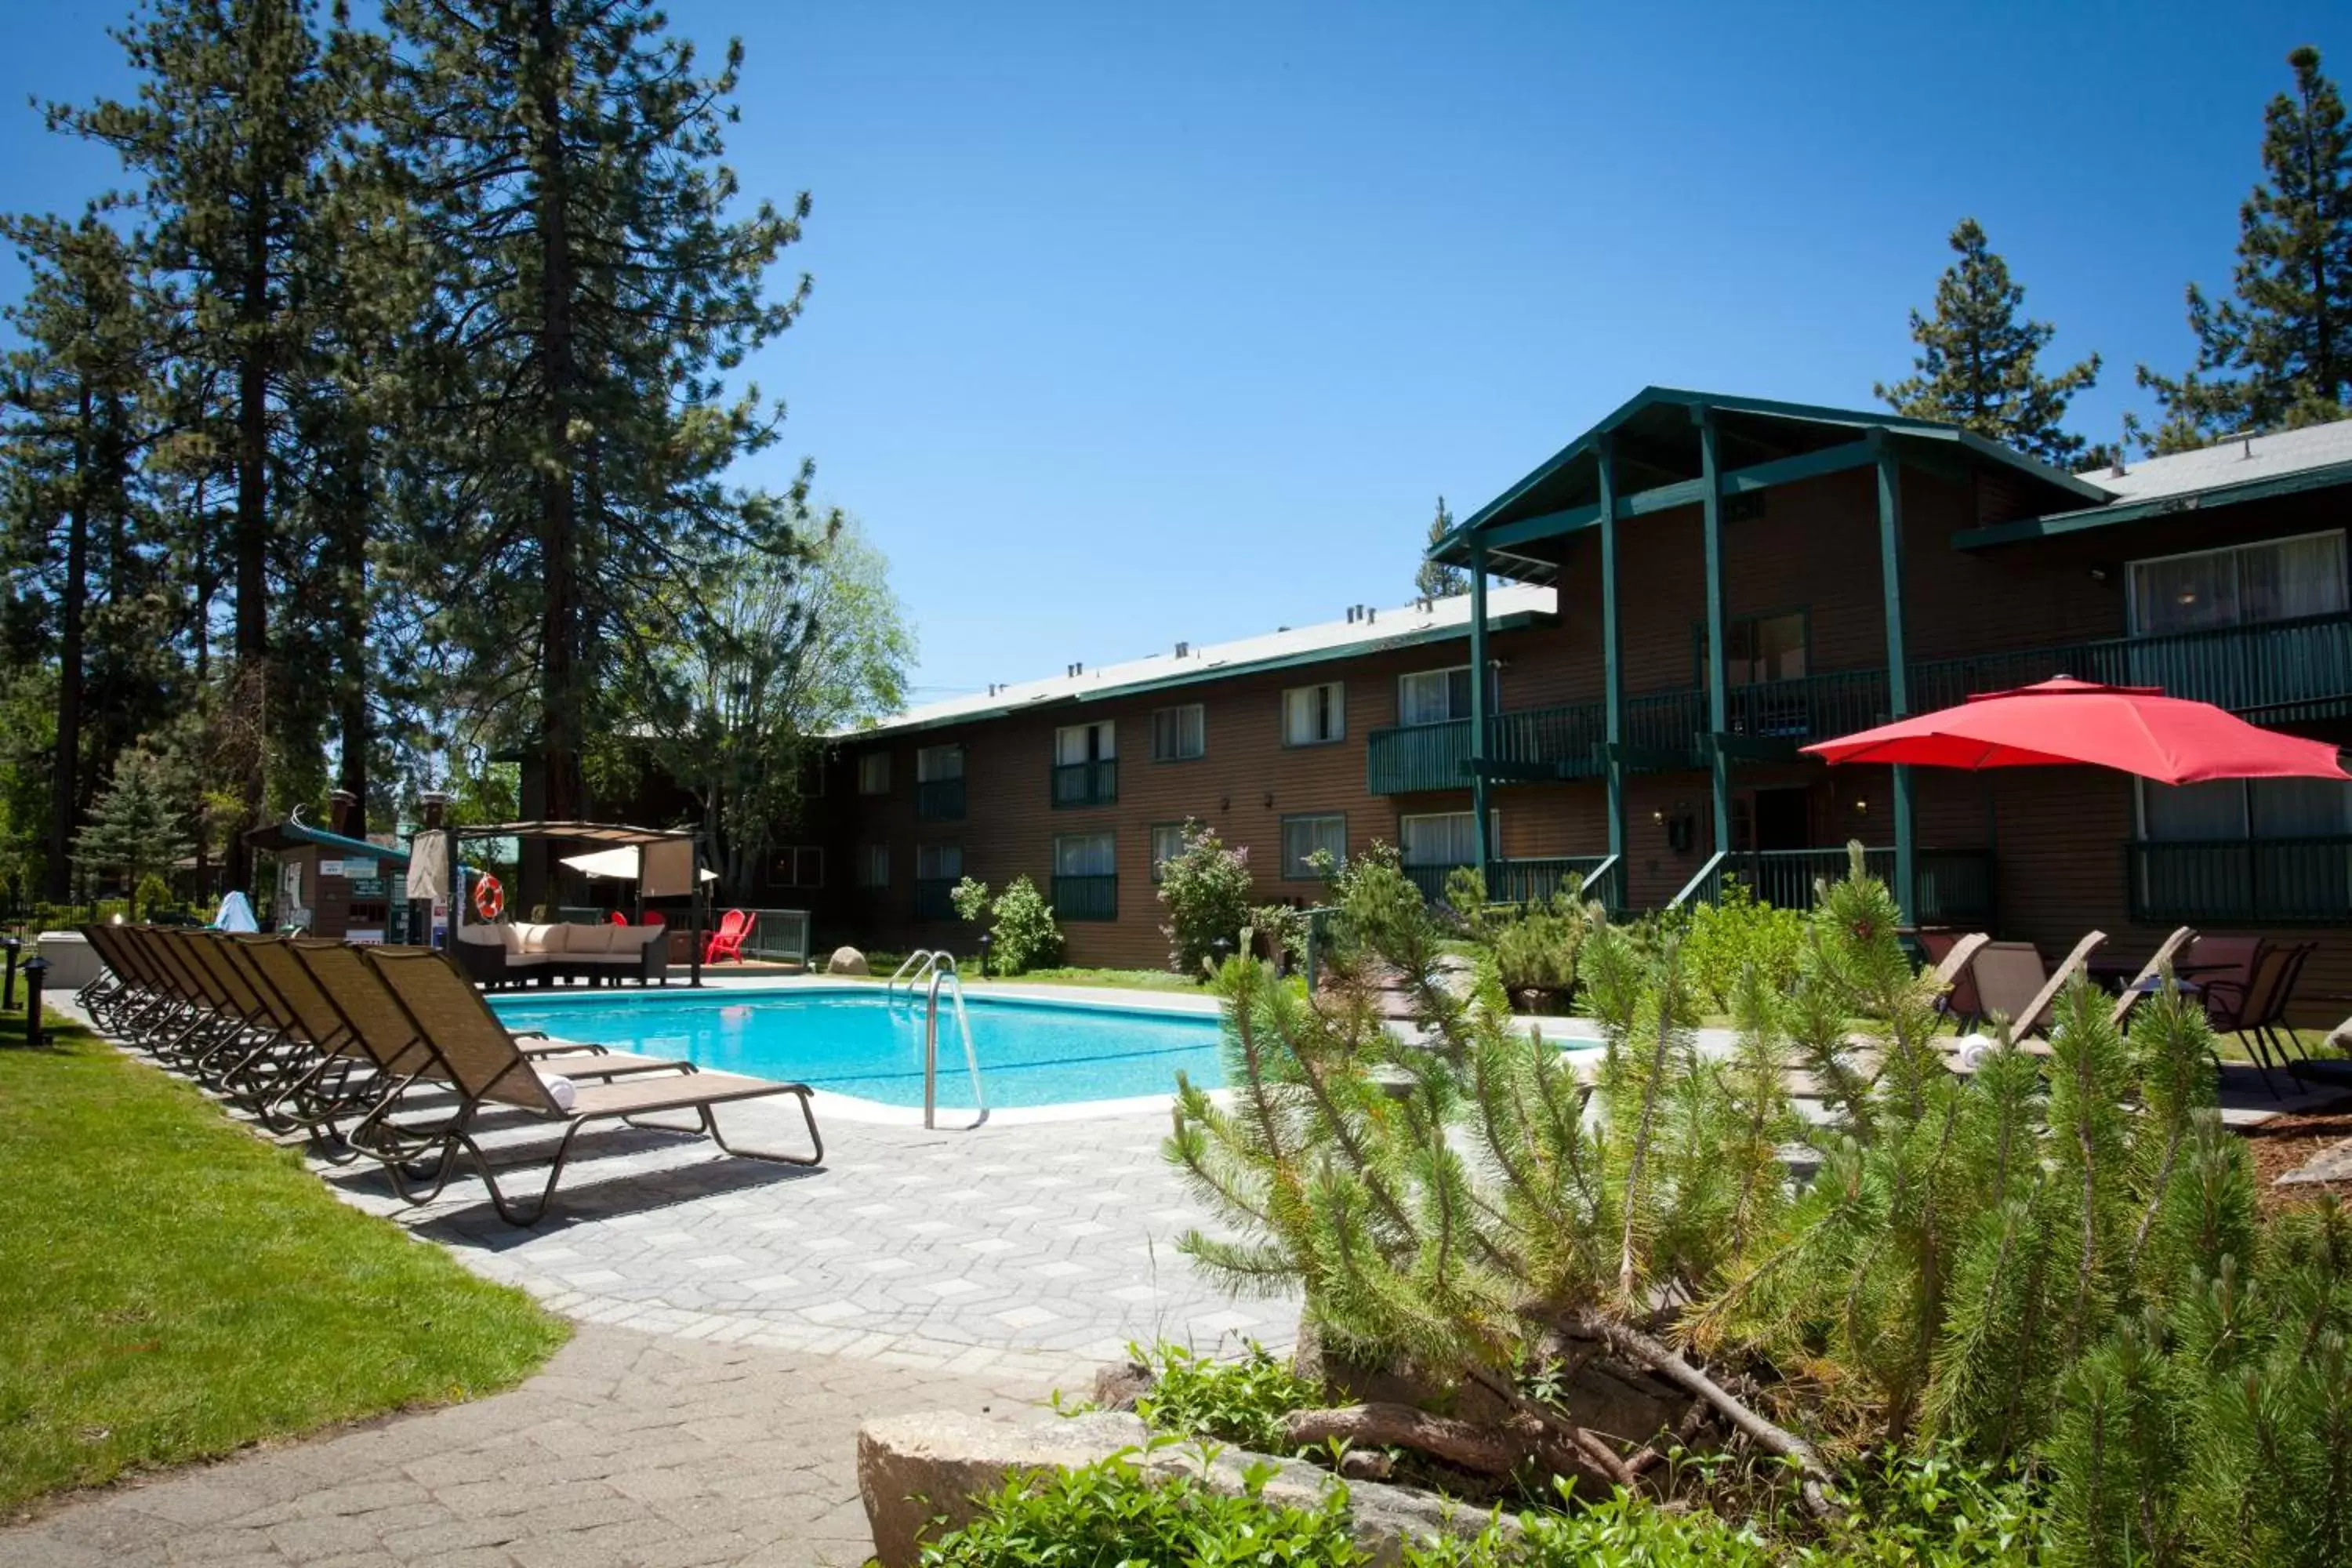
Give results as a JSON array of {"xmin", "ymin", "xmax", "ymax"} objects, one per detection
[{"xmin": 473, "ymin": 872, "xmax": 506, "ymax": 923}]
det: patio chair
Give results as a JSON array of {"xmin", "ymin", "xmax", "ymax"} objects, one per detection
[
  {"xmin": 1965, "ymin": 931, "xmax": 2108, "ymax": 1048},
  {"xmin": 1922, "ymin": 932, "xmax": 1990, "ymax": 1029},
  {"xmin": 354, "ymin": 946, "xmax": 822, "ymax": 1225},
  {"xmin": 2222, "ymin": 943, "xmax": 2315, "ymax": 1088},
  {"xmin": 2186, "ymin": 936, "xmax": 2265, "ymax": 1033},
  {"xmin": 704, "ymin": 908, "xmax": 750, "ymax": 965},
  {"xmin": 2107, "ymin": 925, "xmax": 2198, "ymax": 1030}
]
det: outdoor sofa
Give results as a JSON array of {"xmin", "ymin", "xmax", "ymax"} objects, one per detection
[{"xmin": 455, "ymin": 920, "xmax": 669, "ymax": 988}]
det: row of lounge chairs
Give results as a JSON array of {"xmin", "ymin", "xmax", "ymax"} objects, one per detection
[{"xmin": 71, "ymin": 925, "xmax": 822, "ymax": 1225}]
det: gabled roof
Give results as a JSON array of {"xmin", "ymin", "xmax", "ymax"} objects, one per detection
[
  {"xmin": 844, "ymin": 583, "xmax": 1559, "ymax": 740},
  {"xmin": 1433, "ymin": 386, "xmax": 2110, "ymax": 580}
]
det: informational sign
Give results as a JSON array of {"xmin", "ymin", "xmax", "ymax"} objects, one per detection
[
  {"xmin": 319, "ymin": 858, "xmax": 346, "ymax": 879},
  {"xmin": 346, "ymin": 929, "xmax": 384, "ymax": 945},
  {"xmin": 341, "ymin": 858, "xmax": 379, "ymax": 881}
]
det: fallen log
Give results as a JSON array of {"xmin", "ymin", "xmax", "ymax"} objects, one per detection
[{"xmin": 1282, "ymin": 1402, "xmax": 1626, "ymax": 1492}]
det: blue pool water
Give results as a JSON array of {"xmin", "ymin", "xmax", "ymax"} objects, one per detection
[{"xmin": 486, "ymin": 988, "xmax": 1225, "ymax": 1109}]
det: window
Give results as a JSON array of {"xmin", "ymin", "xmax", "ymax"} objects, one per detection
[
  {"xmin": 1697, "ymin": 611, "xmax": 1809, "ymax": 686},
  {"xmin": 1282, "ymin": 681, "xmax": 1345, "ymax": 746},
  {"xmin": 1399, "ymin": 810, "xmax": 1501, "ymax": 868},
  {"xmin": 2129, "ymin": 531, "xmax": 2347, "ymax": 635},
  {"xmin": 1150, "ymin": 822, "xmax": 1189, "ymax": 882},
  {"xmin": 1396, "ymin": 665, "xmax": 1497, "ymax": 727},
  {"xmin": 2142, "ymin": 778, "xmax": 2352, "ymax": 841},
  {"xmin": 800, "ymin": 752, "xmax": 827, "ymax": 797},
  {"xmin": 1281, "ymin": 815, "xmax": 1347, "ymax": 880},
  {"xmin": 1152, "ymin": 704, "xmax": 1206, "ymax": 761},
  {"xmin": 856, "ymin": 844, "xmax": 890, "ymax": 888},
  {"xmin": 1053, "ymin": 831, "xmax": 1117, "ymax": 920},
  {"xmin": 858, "ymin": 751, "xmax": 891, "ymax": 795},
  {"xmin": 916, "ymin": 843, "xmax": 964, "ymax": 881},
  {"xmin": 774, "ymin": 847, "xmax": 825, "ymax": 888},
  {"xmin": 916, "ymin": 744, "xmax": 964, "ymax": 782},
  {"xmin": 1055, "ymin": 720, "xmax": 1116, "ymax": 764}
]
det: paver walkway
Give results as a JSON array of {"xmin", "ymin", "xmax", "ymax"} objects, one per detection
[{"xmin": 2, "ymin": 1323, "xmax": 1042, "ymax": 1568}]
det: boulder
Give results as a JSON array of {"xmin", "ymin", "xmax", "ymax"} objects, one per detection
[
  {"xmin": 857, "ymin": 1407, "xmax": 1510, "ymax": 1567},
  {"xmin": 1090, "ymin": 1358, "xmax": 1155, "ymax": 1412},
  {"xmin": 2329, "ymin": 1015, "xmax": 2352, "ymax": 1056},
  {"xmin": 828, "ymin": 946, "xmax": 870, "ymax": 976}
]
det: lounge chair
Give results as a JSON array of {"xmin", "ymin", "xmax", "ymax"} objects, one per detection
[
  {"xmin": 1965, "ymin": 931, "xmax": 2107, "ymax": 1050},
  {"xmin": 1925, "ymin": 932, "xmax": 1990, "ymax": 1028},
  {"xmin": 2107, "ymin": 925, "xmax": 2198, "ymax": 1029},
  {"xmin": 352, "ymin": 946, "xmax": 821, "ymax": 1225},
  {"xmin": 703, "ymin": 908, "xmax": 751, "ymax": 965}
]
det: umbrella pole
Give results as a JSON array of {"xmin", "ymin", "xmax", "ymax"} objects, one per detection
[{"xmin": 690, "ymin": 834, "xmax": 703, "ymax": 989}]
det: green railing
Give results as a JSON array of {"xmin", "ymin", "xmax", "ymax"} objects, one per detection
[
  {"xmin": 2129, "ymin": 837, "xmax": 2352, "ymax": 926},
  {"xmin": 1910, "ymin": 612, "xmax": 2352, "ymax": 721},
  {"xmin": 1625, "ymin": 688, "xmax": 1708, "ymax": 768},
  {"xmin": 1673, "ymin": 846, "xmax": 1897, "ymax": 911},
  {"xmin": 1489, "ymin": 854, "xmax": 1623, "ymax": 912},
  {"xmin": 913, "ymin": 877, "xmax": 961, "ymax": 922},
  {"xmin": 1721, "ymin": 667, "xmax": 1893, "ymax": 744},
  {"xmin": 1052, "ymin": 873, "xmax": 1119, "ymax": 921},
  {"xmin": 1366, "ymin": 701, "xmax": 1607, "ymax": 794},
  {"xmin": 1050, "ymin": 759, "xmax": 1118, "ymax": 809},
  {"xmin": 1915, "ymin": 848, "xmax": 1997, "ymax": 926},
  {"xmin": 1401, "ymin": 862, "xmax": 1462, "ymax": 904},
  {"xmin": 916, "ymin": 778, "xmax": 967, "ymax": 822}
]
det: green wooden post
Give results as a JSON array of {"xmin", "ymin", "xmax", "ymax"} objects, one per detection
[
  {"xmin": 1598, "ymin": 435, "xmax": 1625, "ymax": 862},
  {"xmin": 1469, "ymin": 539, "xmax": 1493, "ymax": 886},
  {"xmin": 1697, "ymin": 406, "xmax": 1732, "ymax": 858},
  {"xmin": 1873, "ymin": 432, "xmax": 1916, "ymax": 920}
]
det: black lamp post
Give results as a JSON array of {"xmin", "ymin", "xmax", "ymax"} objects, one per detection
[
  {"xmin": 2, "ymin": 935, "xmax": 18, "ymax": 1009},
  {"xmin": 977, "ymin": 932, "xmax": 993, "ymax": 979},
  {"xmin": 1210, "ymin": 936, "xmax": 1232, "ymax": 975},
  {"xmin": 20, "ymin": 955, "xmax": 48, "ymax": 1046}
]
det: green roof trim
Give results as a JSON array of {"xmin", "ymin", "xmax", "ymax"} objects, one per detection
[
  {"xmin": 1433, "ymin": 386, "xmax": 2109, "ymax": 564},
  {"xmin": 1953, "ymin": 458, "xmax": 2352, "ymax": 549},
  {"xmin": 1083, "ymin": 605, "xmax": 1555, "ymax": 703},
  {"xmin": 243, "ymin": 818, "xmax": 412, "ymax": 866}
]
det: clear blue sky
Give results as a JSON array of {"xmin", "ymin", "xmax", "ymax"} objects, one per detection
[{"xmin": 3, "ymin": 2, "xmax": 2344, "ymax": 701}]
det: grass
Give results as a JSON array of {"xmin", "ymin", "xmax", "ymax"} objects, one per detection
[{"xmin": 0, "ymin": 1010, "xmax": 569, "ymax": 1514}]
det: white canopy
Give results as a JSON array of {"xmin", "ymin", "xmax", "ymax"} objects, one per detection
[{"xmin": 561, "ymin": 844, "xmax": 717, "ymax": 884}]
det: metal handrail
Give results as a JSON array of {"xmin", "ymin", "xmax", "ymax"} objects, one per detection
[
  {"xmin": 886, "ymin": 949, "xmax": 948, "ymax": 999},
  {"xmin": 924, "ymin": 960, "xmax": 988, "ymax": 1131}
]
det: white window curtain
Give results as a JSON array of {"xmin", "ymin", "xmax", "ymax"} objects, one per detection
[
  {"xmin": 1149, "ymin": 823, "xmax": 1187, "ymax": 877},
  {"xmin": 916, "ymin": 844, "xmax": 963, "ymax": 880},
  {"xmin": 858, "ymin": 752, "xmax": 891, "ymax": 793},
  {"xmin": 1056, "ymin": 833, "xmax": 1115, "ymax": 877},
  {"xmin": 1283, "ymin": 683, "xmax": 1345, "ymax": 744},
  {"xmin": 1398, "ymin": 670, "xmax": 1457, "ymax": 727},
  {"xmin": 858, "ymin": 845, "xmax": 889, "ymax": 887},
  {"xmin": 1282, "ymin": 816, "xmax": 1347, "ymax": 877},
  {"xmin": 2249, "ymin": 778, "xmax": 2352, "ymax": 837},
  {"xmin": 2144, "ymin": 778, "xmax": 2352, "ymax": 840},
  {"xmin": 2131, "ymin": 532, "xmax": 2347, "ymax": 633},
  {"xmin": 1055, "ymin": 722, "xmax": 1113, "ymax": 765},
  {"xmin": 1152, "ymin": 706, "xmax": 1203, "ymax": 760},
  {"xmin": 2241, "ymin": 532, "xmax": 2349, "ymax": 622},
  {"xmin": 1400, "ymin": 811, "xmax": 1499, "ymax": 866}
]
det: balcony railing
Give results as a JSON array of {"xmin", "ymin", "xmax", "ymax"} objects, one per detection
[
  {"xmin": 1366, "ymin": 701, "xmax": 1609, "ymax": 794},
  {"xmin": 2129, "ymin": 837, "xmax": 2352, "ymax": 926},
  {"xmin": 1052, "ymin": 873, "xmax": 1119, "ymax": 921},
  {"xmin": 1671, "ymin": 844, "xmax": 1995, "ymax": 923},
  {"xmin": 1050, "ymin": 759, "xmax": 1118, "ymax": 809},
  {"xmin": 1624, "ymin": 688, "xmax": 1708, "ymax": 768},
  {"xmin": 1719, "ymin": 667, "xmax": 1893, "ymax": 745},
  {"xmin": 916, "ymin": 777, "xmax": 967, "ymax": 822},
  {"xmin": 1915, "ymin": 847, "xmax": 1997, "ymax": 926},
  {"xmin": 1910, "ymin": 612, "xmax": 2352, "ymax": 721},
  {"xmin": 1489, "ymin": 854, "xmax": 1624, "ymax": 913},
  {"xmin": 913, "ymin": 877, "xmax": 961, "ymax": 922}
]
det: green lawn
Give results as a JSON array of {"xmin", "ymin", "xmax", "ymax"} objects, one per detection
[{"xmin": 0, "ymin": 1011, "xmax": 569, "ymax": 1513}]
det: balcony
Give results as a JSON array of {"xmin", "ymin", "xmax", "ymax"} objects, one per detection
[
  {"xmin": 1624, "ymin": 688, "xmax": 1708, "ymax": 768},
  {"xmin": 1719, "ymin": 667, "xmax": 1893, "ymax": 747},
  {"xmin": 1399, "ymin": 855, "xmax": 1624, "ymax": 912},
  {"xmin": 916, "ymin": 777, "xmax": 967, "ymax": 822},
  {"xmin": 1668, "ymin": 845, "xmax": 1994, "ymax": 924},
  {"xmin": 1050, "ymin": 759, "xmax": 1117, "ymax": 809},
  {"xmin": 1910, "ymin": 612, "xmax": 2352, "ymax": 722},
  {"xmin": 2129, "ymin": 837, "xmax": 2352, "ymax": 926},
  {"xmin": 1366, "ymin": 701, "xmax": 1607, "ymax": 795},
  {"xmin": 1052, "ymin": 873, "xmax": 1119, "ymax": 921},
  {"xmin": 913, "ymin": 877, "xmax": 961, "ymax": 922}
]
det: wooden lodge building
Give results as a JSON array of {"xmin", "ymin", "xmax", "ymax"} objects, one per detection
[{"xmin": 811, "ymin": 388, "xmax": 2352, "ymax": 1012}]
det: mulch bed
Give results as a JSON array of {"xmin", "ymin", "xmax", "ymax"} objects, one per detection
[{"xmin": 2236, "ymin": 1094, "xmax": 2352, "ymax": 1214}]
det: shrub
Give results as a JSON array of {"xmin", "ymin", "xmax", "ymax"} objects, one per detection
[
  {"xmin": 986, "ymin": 874, "xmax": 1062, "ymax": 975},
  {"xmin": 949, "ymin": 875, "xmax": 991, "ymax": 923},
  {"xmin": 1680, "ymin": 880, "xmax": 1805, "ymax": 1012},
  {"xmin": 132, "ymin": 873, "xmax": 172, "ymax": 922},
  {"xmin": 1156, "ymin": 821, "xmax": 1254, "ymax": 976},
  {"xmin": 919, "ymin": 1444, "xmax": 1368, "ymax": 1566},
  {"xmin": 1130, "ymin": 1340, "xmax": 1324, "ymax": 1454}
]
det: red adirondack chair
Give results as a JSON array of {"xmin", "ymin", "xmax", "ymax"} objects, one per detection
[{"xmin": 704, "ymin": 908, "xmax": 751, "ymax": 964}]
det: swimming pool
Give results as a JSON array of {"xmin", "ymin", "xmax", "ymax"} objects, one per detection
[{"xmin": 486, "ymin": 987, "xmax": 1225, "ymax": 1109}]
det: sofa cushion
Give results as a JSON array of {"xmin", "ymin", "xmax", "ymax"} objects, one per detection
[
  {"xmin": 457, "ymin": 925, "xmax": 506, "ymax": 949},
  {"xmin": 564, "ymin": 924, "xmax": 617, "ymax": 955},
  {"xmin": 511, "ymin": 922, "xmax": 563, "ymax": 956}
]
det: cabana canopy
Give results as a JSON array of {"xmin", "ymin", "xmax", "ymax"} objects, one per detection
[{"xmin": 429, "ymin": 820, "xmax": 713, "ymax": 985}]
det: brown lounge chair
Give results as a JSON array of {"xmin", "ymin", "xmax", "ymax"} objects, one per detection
[
  {"xmin": 1957, "ymin": 931, "xmax": 2107, "ymax": 1055},
  {"xmin": 2107, "ymin": 925, "xmax": 2198, "ymax": 1030},
  {"xmin": 354, "ymin": 946, "xmax": 822, "ymax": 1225}
]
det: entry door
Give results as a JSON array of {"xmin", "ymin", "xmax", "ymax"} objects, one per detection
[{"xmin": 1752, "ymin": 788, "xmax": 1812, "ymax": 852}]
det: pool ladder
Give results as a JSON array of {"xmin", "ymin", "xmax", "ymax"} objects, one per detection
[{"xmin": 892, "ymin": 950, "xmax": 988, "ymax": 1131}]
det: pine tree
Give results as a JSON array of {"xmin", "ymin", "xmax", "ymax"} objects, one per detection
[
  {"xmin": 1875, "ymin": 218, "xmax": 2102, "ymax": 466},
  {"xmin": 2138, "ymin": 47, "xmax": 2352, "ymax": 452},
  {"xmin": 72, "ymin": 750, "xmax": 193, "ymax": 913},
  {"xmin": 49, "ymin": 0, "xmax": 358, "ymax": 887},
  {"xmin": 0, "ymin": 214, "xmax": 150, "ymax": 898},
  {"xmin": 1414, "ymin": 497, "xmax": 1465, "ymax": 599},
  {"xmin": 380, "ymin": 0, "xmax": 818, "ymax": 890}
]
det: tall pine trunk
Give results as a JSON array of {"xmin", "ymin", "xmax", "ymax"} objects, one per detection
[
  {"xmin": 228, "ymin": 205, "xmax": 271, "ymax": 891},
  {"xmin": 528, "ymin": 0, "xmax": 582, "ymax": 909},
  {"xmin": 335, "ymin": 450, "xmax": 370, "ymax": 825},
  {"xmin": 45, "ymin": 393, "xmax": 89, "ymax": 902}
]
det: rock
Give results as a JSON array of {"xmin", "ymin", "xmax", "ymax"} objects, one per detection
[
  {"xmin": 857, "ymin": 1406, "xmax": 1512, "ymax": 1567},
  {"xmin": 1091, "ymin": 1359, "xmax": 1155, "ymax": 1412},
  {"xmin": 1338, "ymin": 1449, "xmax": 1396, "ymax": 1481},
  {"xmin": 828, "ymin": 946, "xmax": 870, "ymax": 976},
  {"xmin": 2329, "ymin": 1015, "xmax": 2352, "ymax": 1055}
]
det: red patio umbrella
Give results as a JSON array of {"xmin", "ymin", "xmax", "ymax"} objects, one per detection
[{"xmin": 1801, "ymin": 677, "xmax": 2350, "ymax": 784}]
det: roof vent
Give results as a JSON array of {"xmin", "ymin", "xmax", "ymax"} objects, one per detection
[
  {"xmin": 1174, "ymin": 641, "xmax": 1189, "ymax": 658},
  {"xmin": 1276, "ymin": 626, "xmax": 1290, "ymax": 633},
  {"xmin": 2243, "ymin": 434, "xmax": 2255, "ymax": 459},
  {"xmin": 1364, "ymin": 606, "xmax": 1377, "ymax": 624},
  {"xmin": 1345, "ymin": 605, "xmax": 1359, "ymax": 623},
  {"xmin": 1065, "ymin": 661, "xmax": 1084, "ymax": 678}
]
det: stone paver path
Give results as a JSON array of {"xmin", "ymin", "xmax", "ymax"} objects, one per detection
[{"xmin": 2, "ymin": 1323, "xmax": 1041, "ymax": 1568}]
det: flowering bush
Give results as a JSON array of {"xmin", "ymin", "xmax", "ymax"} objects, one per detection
[{"xmin": 1156, "ymin": 820, "xmax": 1254, "ymax": 976}]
